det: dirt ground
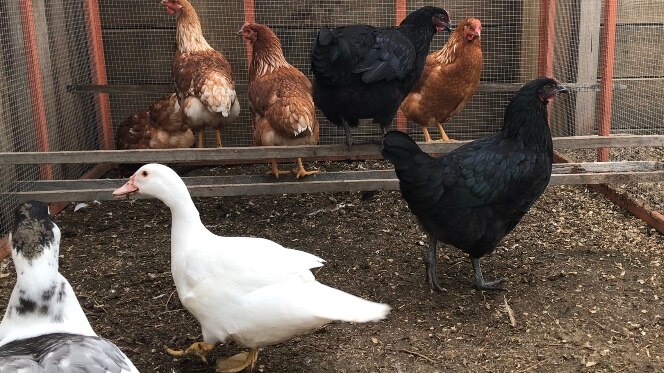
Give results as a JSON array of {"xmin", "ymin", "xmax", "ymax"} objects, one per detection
[{"xmin": 1, "ymin": 162, "xmax": 663, "ymax": 373}]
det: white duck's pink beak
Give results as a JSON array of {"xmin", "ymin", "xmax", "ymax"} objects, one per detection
[{"xmin": 112, "ymin": 174, "xmax": 138, "ymax": 198}]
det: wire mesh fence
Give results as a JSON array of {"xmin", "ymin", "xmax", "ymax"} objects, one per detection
[{"xmin": 0, "ymin": 0, "xmax": 663, "ymax": 236}]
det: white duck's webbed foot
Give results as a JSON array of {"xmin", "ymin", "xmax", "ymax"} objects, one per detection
[
  {"xmin": 165, "ymin": 341, "xmax": 218, "ymax": 363},
  {"xmin": 216, "ymin": 348, "xmax": 259, "ymax": 373}
]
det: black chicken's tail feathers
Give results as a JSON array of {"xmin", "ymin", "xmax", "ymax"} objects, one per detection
[{"xmin": 382, "ymin": 131, "xmax": 443, "ymax": 215}]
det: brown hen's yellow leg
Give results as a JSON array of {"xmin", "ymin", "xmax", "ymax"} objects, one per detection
[
  {"xmin": 165, "ymin": 342, "xmax": 218, "ymax": 363},
  {"xmin": 293, "ymin": 158, "xmax": 320, "ymax": 179},
  {"xmin": 215, "ymin": 128, "xmax": 223, "ymax": 147},
  {"xmin": 437, "ymin": 123, "xmax": 452, "ymax": 142},
  {"xmin": 267, "ymin": 159, "xmax": 290, "ymax": 179},
  {"xmin": 421, "ymin": 127, "xmax": 433, "ymax": 143},
  {"xmin": 216, "ymin": 348, "xmax": 259, "ymax": 373},
  {"xmin": 197, "ymin": 130, "xmax": 204, "ymax": 148}
]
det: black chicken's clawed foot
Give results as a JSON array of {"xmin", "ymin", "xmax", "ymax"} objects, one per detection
[
  {"xmin": 473, "ymin": 278, "xmax": 507, "ymax": 291},
  {"xmin": 471, "ymin": 257, "xmax": 507, "ymax": 291},
  {"xmin": 427, "ymin": 270, "xmax": 446, "ymax": 292}
]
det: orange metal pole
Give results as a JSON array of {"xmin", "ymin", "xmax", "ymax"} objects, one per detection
[
  {"xmin": 395, "ymin": 0, "xmax": 407, "ymax": 132},
  {"xmin": 242, "ymin": 0, "xmax": 256, "ymax": 67},
  {"xmin": 596, "ymin": 0, "xmax": 617, "ymax": 162},
  {"xmin": 537, "ymin": 0, "xmax": 555, "ymax": 77},
  {"xmin": 83, "ymin": 0, "xmax": 113, "ymax": 150},
  {"xmin": 18, "ymin": 0, "xmax": 53, "ymax": 180}
]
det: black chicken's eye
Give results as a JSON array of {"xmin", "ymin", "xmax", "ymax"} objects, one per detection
[{"xmin": 142, "ymin": 171, "xmax": 148, "ymax": 177}]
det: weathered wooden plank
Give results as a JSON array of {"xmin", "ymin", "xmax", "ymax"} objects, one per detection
[
  {"xmin": 1, "ymin": 135, "xmax": 663, "ymax": 165},
  {"xmin": 9, "ymin": 161, "xmax": 664, "ymax": 202},
  {"xmin": 102, "ymin": 29, "xmax": 174, "ymax": 84},
  {"xmin": 20, "ymin": 161, "xmax": 664, "ymax": 191},
  {"xmin": 617, "ymin": 0, "xmax": 664, "ymax": 24},
  {"xmin": 612, "ymin": 79, "xmax": 664, "ymax": 131},
  {"xmin": 614, "ymin": 25, "xmax": 664, "ymax": 78},
  {"xmin": 574, "ymin": 0, "xmax": 602, "ymax": 135},
  {"xmin": 99, "ymin": 0, "xmax": 172, "ymax": 29},
  {"xmin": 69, "ymin": 81, "xmax": 627, "ymax": 95}
]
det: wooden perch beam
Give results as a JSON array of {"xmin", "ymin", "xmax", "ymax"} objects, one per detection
[
  {"xmin": 1, "ymin": 135, "xmax": 663, "ymax": 165},
  {"xmin": 66, "ymin": 81, "xmax": 629, "ymax": 95},
  {"xmin": 9, "ymin": 162, "xmax": 664, "ymax": 203}
]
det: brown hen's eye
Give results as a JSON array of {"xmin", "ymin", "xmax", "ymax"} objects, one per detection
[{"xmin": 142, "ymin": 171, "xmax": 148, "ymax": 177}]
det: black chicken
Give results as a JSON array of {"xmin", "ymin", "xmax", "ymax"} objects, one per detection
[
  {"xmin": 311, "ymin": 6, "xmax": 451, "ymax": 148},
  {"xmin": 382, "ymin": 77, "xmax": 568, "ymax": 291}
]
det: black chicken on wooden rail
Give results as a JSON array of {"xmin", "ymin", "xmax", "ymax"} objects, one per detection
[
  {"xmin": 382, "ymin": 77, "xmax": 568, "ymax": 291},
  {"xmin": 311, "ymin": 6, "xmax": 451, "ymax": 148}
]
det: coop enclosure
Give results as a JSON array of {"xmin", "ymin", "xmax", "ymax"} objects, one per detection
[{"xmin": 0, "ymin": 0, "xmax": 663, "ymax": 232}]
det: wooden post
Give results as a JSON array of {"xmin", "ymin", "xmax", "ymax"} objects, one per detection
[
  {"xmin": 597, "ymin": 0, "xmax": 618, "ymax": 162},
  {"xmin": 394, "ymin": 0, "xmax": 407, "ymax": 132},
  {"xmin": 83, "ymin": 0, "xmax": 112, "ymax": 150},
  {"xmin": 573, "ymin": 0, "xmax": 602, "ymax": 135},
  {"xmin": 537, "ymin": 0, "xmax": 555, "ymax": 77},
  {"xmin": 18, "ymin": 0, "xmax": 53, "ymax": 180}
]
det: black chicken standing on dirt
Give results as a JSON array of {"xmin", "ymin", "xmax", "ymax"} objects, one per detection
[
  {"xmin": 382, "ymin": 77, "xmax": 568, "ymax": 291},
  {"xmin": 311, "ymin": 6, "xmax": 451, "ymax": 148}
]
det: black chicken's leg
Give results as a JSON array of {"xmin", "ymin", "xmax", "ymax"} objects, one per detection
[
  {"xmin": 471, "ymin": 257, "xmax": 506, "ymax": 291},
  {"xmin": 425, "ymin": 237, "xmax": 445, "ymax": 291},
  {"xmin": 342, "ymin": 119, "xmax": 355, "ymax": 150}
]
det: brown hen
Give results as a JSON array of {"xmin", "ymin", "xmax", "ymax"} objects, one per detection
[
  {"xmin": 161, "ymin": 0, "xmax": 240, "ymax": 148},
  {"xmin": 239, "ymin": 23, "xmax": 319, "ymax": 179},
  {"xmin": 116, "ymin": 93, "xmax": 194, "ymax": 150},
  {"xmin": 400, "ymin": 18, "xmax": 482, "ymax": 143}
]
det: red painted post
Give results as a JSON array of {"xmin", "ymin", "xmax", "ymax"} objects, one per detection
[
  {"xmin": 83, "ymin": 0, "xmax": 113, "ymax": 150},
  {"xmin": 537, "ymin": 0, "xmax": 556, "ymax": 77},
  {"xmin": 596, "ymin": 0, "xmax": 617, "ymax": 162},
  {"xmin": 395, "ymin": 0, "xmax": 407, "ymax": 132},
  {"xmin": 18, "ymin": 0, "xmax": 53, "ymax": 180}
]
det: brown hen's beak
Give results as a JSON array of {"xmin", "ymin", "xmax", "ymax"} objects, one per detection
[{"xmin": 112, "ymin": 174, "xmax": 138, "ymax": 198}]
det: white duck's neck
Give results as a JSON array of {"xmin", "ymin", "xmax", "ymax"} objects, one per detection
[{"xmin": 162, "ymin": 189, "xmax": 209, "ymax": 260}]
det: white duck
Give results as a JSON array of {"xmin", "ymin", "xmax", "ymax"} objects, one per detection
[
  {"xmin": 0, "ymin": 201, "xmax": 138, "ymax": 372},
  {"xmin": 112, "ymin": 163, "xmax": 390, "ymax": 372}
]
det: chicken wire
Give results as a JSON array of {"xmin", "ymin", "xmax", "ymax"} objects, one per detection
[
  {"xmin": 0, "ymin": 1, "xmax": 99, "ymax": 236},
  {"xmin": 0, "ymin": 0, "xmax": 663, "ymax": 236}
]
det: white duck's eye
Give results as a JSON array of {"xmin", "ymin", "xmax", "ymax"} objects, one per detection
[{"xmin": 142, "ymin": 171, "xmax": 148, "ymax": 177}]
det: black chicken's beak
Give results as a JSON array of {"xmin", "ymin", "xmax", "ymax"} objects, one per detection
[
  {"xmin": 445, "ymin": 24, "xmax": 452, "ymax": 32},
  {"xmin": 557, "ymin": 84, "xmax": 569, "ymax": 94}
]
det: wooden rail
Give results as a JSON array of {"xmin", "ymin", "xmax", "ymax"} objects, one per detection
[
  {"xmin": 1, "ymin": 135, "xmax": 662, "ymax": 165},
  {"xmin": 8, "ymin": 162, "xmax": 663, "ymax": 203},
  {"xmin": 65, "ymin": 82, "xmax": 628, "ymax": 95}
]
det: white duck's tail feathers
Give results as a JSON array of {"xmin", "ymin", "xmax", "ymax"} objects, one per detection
[{"xmin": 312, "ymin": 284, "xmax": 391, "ymax": 323}]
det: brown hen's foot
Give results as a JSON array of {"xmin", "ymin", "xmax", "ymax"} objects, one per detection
[
  {"xmin": 196, "ymin": 130, "xmax": 204, "ymax": 148},
  {"xmin": 421, "ymin": 127, "xmax": 433, "ymax": 143},
  {"xmin": 165, "ymin": 341, "xmax": 218, "ymax": 363},
  {"xmin": 293, "ymin": 158, "xmax": 320, "ymax": 179},
  {"xmin": 267, "ymin": 160, "xmax": 290, "ymax": 179},
  {"xmin": 216, "ymin": 348, "xmax": 259, "ymax": 373},
  {"xmin": 436, "ymin": 123, "xmax": 453, "ymax": 142},
  {"xmin": 215, "ymin": 128, "xmax": 223, "ymax": 147}
]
